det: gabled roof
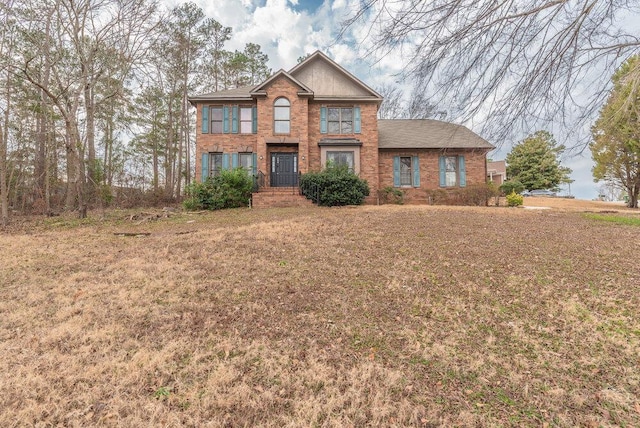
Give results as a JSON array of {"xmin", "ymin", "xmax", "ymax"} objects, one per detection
[
  {"xmin": 289, "ymin": 51, "xmax": 382, "ymax": 102},
  {"xmin": 189, "ymin": 50, "xmax": 383, "ymax": 104},
  {"xmin": 378, "ymin": 119, "xmax": 494, "ymax": 150},
  {"xmin": 250, "ymin": 69, "xmax": 314, "ymax": 96}
]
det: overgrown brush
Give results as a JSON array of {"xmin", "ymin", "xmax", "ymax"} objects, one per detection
[
  {"xmin": 183, "ymin": 168, "xmax": 253, "ymax": 210},
  {"xmin": 426, "ymin": 183, "xmax": 499, "ymax": 206}
]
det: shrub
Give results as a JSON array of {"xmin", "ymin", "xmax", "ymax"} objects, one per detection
[
  {"xmin": 378, "ymin": 186, "xmax": 404, "ymax": 204},
  {"xmin": 499, "ymin": 180, "xmax": 525, "ymax": 196},
  {"xmin": 183, "ymin": 168, "xmax": 253, "ymax": 210},
  {"xmin": 506, "ymin": 191, "xmax": 524, "ymax": 207},
  {"xmin": 426, "ymin": 184, "xmax": 499, "ymax": 206},
  {"xmin": 299, "ymin": 165, "xmax": 370, "ymax": 206}
]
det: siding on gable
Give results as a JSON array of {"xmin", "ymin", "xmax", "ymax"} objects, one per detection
[{"xmin": 292, "ymin": 57, "xmax": 373, "ymax": 97}]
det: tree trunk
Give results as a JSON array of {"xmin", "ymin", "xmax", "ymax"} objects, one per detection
[
  {"xmin": 85, "ymin": 81, "xmax": 96, "ymax": 186},
  {"xmin": 165, "ymin": 95, "xmax": 175, "ymax": 199},
  {"xmin": 0, "ymin": 122, "xmax": 8, "ymax": 228},
  {"xmin": 152, "ymin": 118, "xmax": 159, "ymax": 192},
  {"xmin": 629, "ymin": 183, "xmax": 639, "ymax": 208},
  {"xmin": 35, "ymin": 16, "xmax": 52, "ymax": 212},
  {"xmin": 64, "ymin": 119, "xmax": 76, "ymax": 211}
]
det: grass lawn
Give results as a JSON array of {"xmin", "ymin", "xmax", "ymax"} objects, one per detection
[{"xmin": 1, "ymin": 205, "xmax": 639, "ymax": 426}]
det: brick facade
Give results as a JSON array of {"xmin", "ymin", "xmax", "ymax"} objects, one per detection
[
  {"xmin": 378, "ymin": 150, "xmax": 489, "ymax": 203},
  {"xmin": 192, "ymin": 52, "xmax": 491, "ymax": 207}
]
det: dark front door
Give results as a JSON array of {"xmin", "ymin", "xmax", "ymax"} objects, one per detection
[{"xmin": 270, "ymin": 152, "xmax": 298, "ymax": 187}]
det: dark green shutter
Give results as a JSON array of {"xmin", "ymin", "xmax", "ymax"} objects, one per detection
[
  {"xmin": 252, "ymin": 153, "xmax": 258, "ymax": 176},
  {"xmin": 223, "ymin": 106, "xmax": 230, "ymax": 133},
  {"xmin": 201, "ymin": 153, "xmax": 209, "ymax": 181},
  {"xmin": 252, "ymin": 105, "xmax": 257, "ymax": 133},
  {"xmin": 231, "ymin": 105, "xmax": 238, "ymax": 133},
  {"xmin": 439, "ymin": 156, "xmax": 446, "ymax": 187},
  {"xmin": 412, "ymin": 156, "xmax": 420, "ymax": 187},
  {"xmin": 459, "ymin": 156, "xmax": 466, "ymax": 187},
  {"xmin": 201, "ymin": 106, "xmax": 209, "ymax": 133},
  {"xmin": 232, "ymin": 153, "xmax": 238, "ymax": 168},
  {"xmin": 393, "ymin": 156, "xmax": 400, "ymax": 187},
  {"xmin": 222, "ymin": 153, "xmax": 230, "ymax": 170},
  {"xmin": 320, "ymin": 106, "xmax": 327, "ymax": 134},
  {"xmin": 354, "ymin": 106, "xmax": 361, "ymax": 134}
]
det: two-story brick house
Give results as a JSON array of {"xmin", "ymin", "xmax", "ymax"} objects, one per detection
[{"xmin": 189, "ymin": 51, "xmax": 493, "ymax": 207}]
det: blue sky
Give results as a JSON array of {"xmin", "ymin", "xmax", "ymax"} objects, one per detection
[
  {"xmin": 290, "ymin": 0, "xmax": 324, "ymax": 13},
  {"xmin": 175, "ymin": 0, "xmax": 624, "ymax": 200}
]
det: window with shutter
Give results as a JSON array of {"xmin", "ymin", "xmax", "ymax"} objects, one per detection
[{"xmin": 210, "ymin": 107, "xmax": 223, "ymax": 134}]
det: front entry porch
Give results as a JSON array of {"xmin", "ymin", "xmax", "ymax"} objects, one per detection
[{"xmin": 270, "ymin": 152, "xmax": 299, "ymax": 187}]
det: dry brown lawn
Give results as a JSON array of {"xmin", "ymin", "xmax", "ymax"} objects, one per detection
[{"xmin": 1, "ymin": 204, "xmax": 639, "ymax": 427}]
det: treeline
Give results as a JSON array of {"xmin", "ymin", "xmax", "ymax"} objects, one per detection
[{"xmin": 0, "ymin": 1, "xmax": 270, "ymax": 224}]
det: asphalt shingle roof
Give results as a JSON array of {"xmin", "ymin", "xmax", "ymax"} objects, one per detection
[
  {"xmin": 189, "ymin": 85, "xmax": 255, "ymax": 100},
  {"xmin": 378, "ymin": 119, "xmax": 494, "ymax": 150}
]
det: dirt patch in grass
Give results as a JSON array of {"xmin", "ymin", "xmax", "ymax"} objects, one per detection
[{"xmin": 1, "ymin": 205, "xmax": 639, "ymax": 426}]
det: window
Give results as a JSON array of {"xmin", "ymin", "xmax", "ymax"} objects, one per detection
[
  {"xmin": 439, "ymin": 155, "xmax": 466, "ymax": 187},
  {"xmin": 240, "ymin": 107, "xmax": 252, "ymax": 134},
  {"xmin": 328, "ymin": 107, "xmax": 353, "ymax": 134},
  {"xmin": 210, "ymin": 106, "xmax": 223, "ymax": 134},
  {"xmin": 400, "ymin": 156, "xmax": 412, "ymax": 186},
  {"xmin": 239, "ymin": 153, "xmax": 253, "ymax": 172},
  {"xmin": 326, "ymin": 151, "xmax": 354, "ymax": 171},
  {"xmin": 209, "ymin": 153, "xmax": 223, "ymax": 177},
  {"xmin": 274, "ymin": 98, "xmax": 290, "ymax": 134},
  {"xmin": 445, "ymin": 156, "xmax": 457, "ymax": 186},
  {"xmin": 393, "ymin": 155, "xmax": 420, "ymax": 187}
]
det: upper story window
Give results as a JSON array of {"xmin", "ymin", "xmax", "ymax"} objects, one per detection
[
  {"xmin": 320, "ymin": 106, "xmax": 361, "ymax": 134},
  {"xmin": 273, "ymin": 97, "xmax": 290, "ymax": 134},
  {"xmin": 328, "ymin": 107, "xmax": 353, "ymax": 134},
  {"xmin": 210, "ymin": 106, "xmax": 223, "ymax": 134},
  {"xmin": 202, "ymin": 105, "xmax": 257, "ymax": 134},
  {"xmin": 240, "ymin": 106, "xmax": 253, "ymax": 134}
]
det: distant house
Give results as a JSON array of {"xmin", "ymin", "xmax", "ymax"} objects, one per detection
[
  {"xmin": 487, "ymin": 160, "xmax": 507, "ymax": 186},
  {"xmin": 189, "ymin": 51, "xmax": 494, "ymax": 207}
]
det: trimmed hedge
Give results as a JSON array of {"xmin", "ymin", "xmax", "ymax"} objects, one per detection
[{"xmin": 300, "ymin": 165, "xmax": 370, "ymax": 206}]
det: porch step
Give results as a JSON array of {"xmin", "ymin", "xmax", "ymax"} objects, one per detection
[{"xmin": 252, "ymin": 191, "xmax": 314, "ymax": 208}]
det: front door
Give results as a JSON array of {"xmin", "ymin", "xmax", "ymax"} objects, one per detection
[{"xmin": 270, "ymin": 152, "xmax": 298, "ymax": 187}]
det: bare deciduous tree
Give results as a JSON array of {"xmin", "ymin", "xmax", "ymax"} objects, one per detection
[
  {"xmin": 0, "ymin": 0, "xmax": 15, "ymax": 226},
  {"xmin": 377, "ymin": 82, "xmax": 439, "ymax": 119},
  {"xmin": 377, "ymin": 83, "xmax": 404, "ymax": 119},
  {"xmin": 343, "ymin": 0, "xmax": 640, "ymax": 144}
]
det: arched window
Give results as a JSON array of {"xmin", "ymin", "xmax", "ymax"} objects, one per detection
[{"xmin": 273, "ymin": 97, "xmax": 290, "ymax": 134}]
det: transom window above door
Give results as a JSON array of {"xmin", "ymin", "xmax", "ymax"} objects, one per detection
[{"xmin": 328, "ymin": 107, "xmax": 353, "ymax": 134}]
